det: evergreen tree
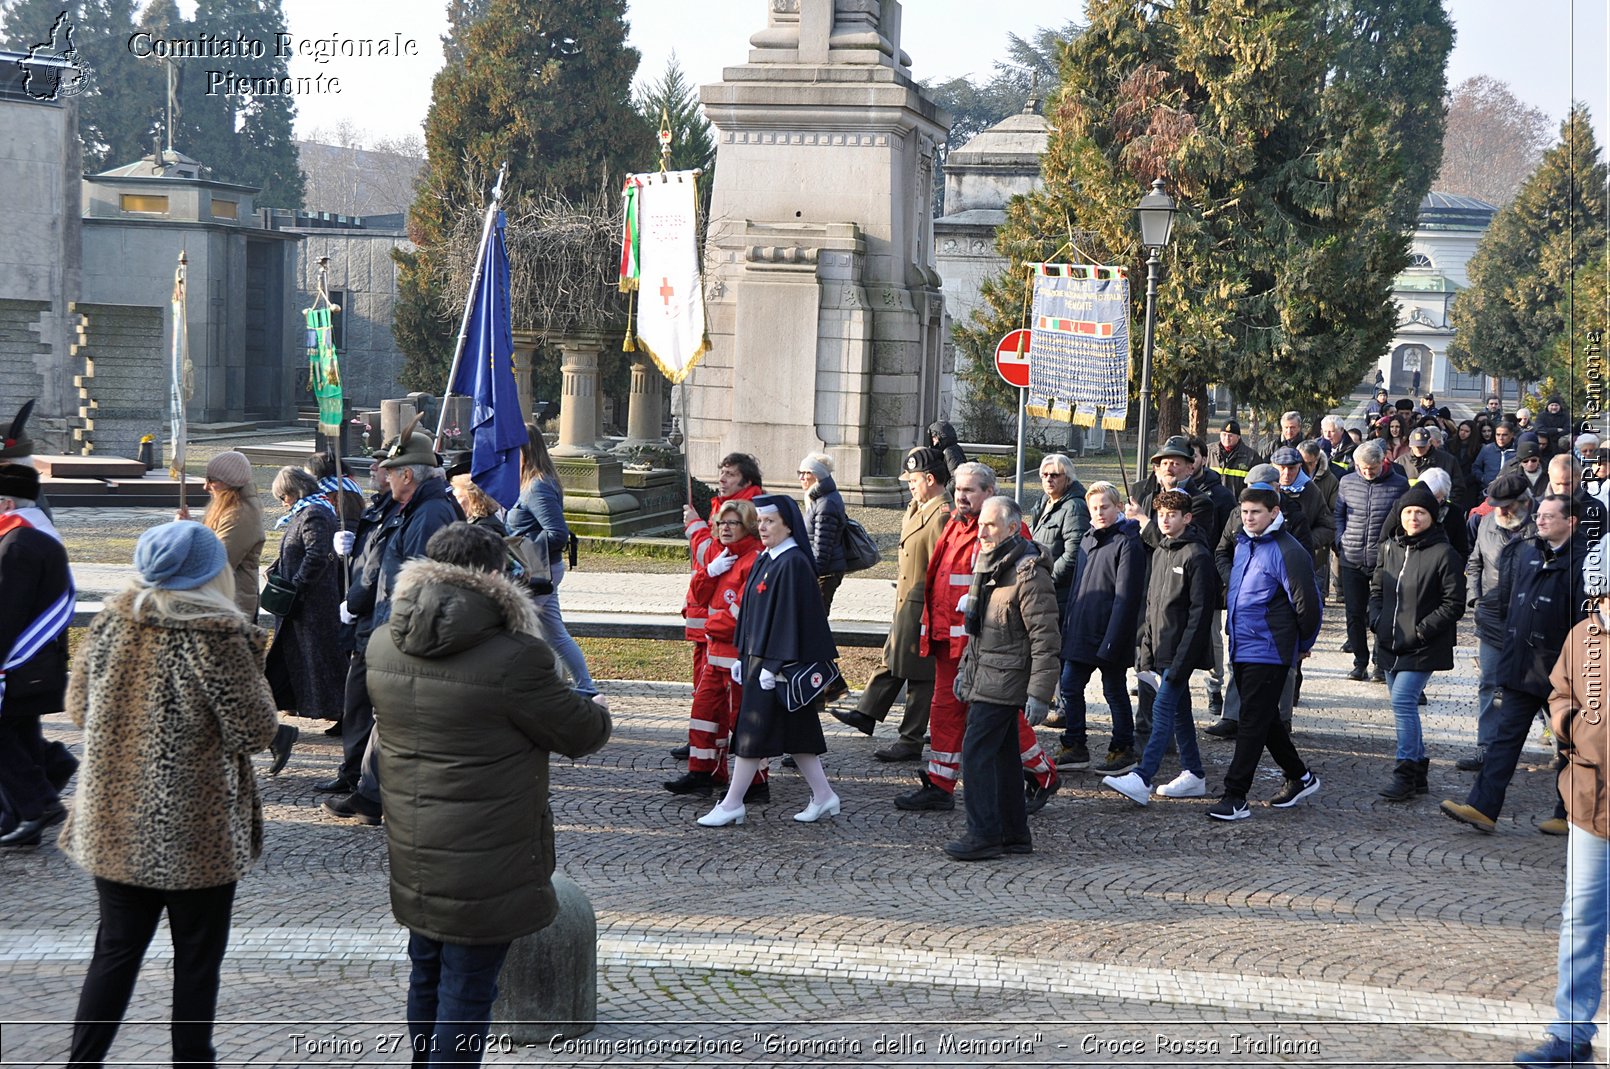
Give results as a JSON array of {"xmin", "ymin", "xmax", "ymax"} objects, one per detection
[
  {"xmin": 394, "ymin": 0, "xmax": 653, "ymax": 391},
  {"xmin": 1448, "ymin": 105, "xmax": 1607, "ymax": 385},
  {"xmin": 959, "ymin": 0, "xmax": 1451, "ymax": 443}
]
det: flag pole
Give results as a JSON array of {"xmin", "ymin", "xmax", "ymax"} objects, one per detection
[
  {"xmin": 170, "ymin": 249, "xmax": 189, "ymax": 516},
  {"xmin": 436, "ymin": 160, "xmax": 509, "ymax": 450}
]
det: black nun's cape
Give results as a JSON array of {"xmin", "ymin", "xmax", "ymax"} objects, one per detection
[{"xmin": 732, "ymin": 494, "xmax": 840, "ymax": 758}]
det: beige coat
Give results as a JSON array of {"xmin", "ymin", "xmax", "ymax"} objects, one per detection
[
  {"xmin": 1549, "ymin": 614, "xmax": 1609, "ymax": 839},
  {"xmin": 210, "ymin": 493, "xmax": 266, "ymax": 618},
  {"xmin": 885, "ymin": 494, "xmax": 948, "ymax": 680},
  {"xmin": 59, "ymin": 591, "xmax": 279, "ymax": 889}
]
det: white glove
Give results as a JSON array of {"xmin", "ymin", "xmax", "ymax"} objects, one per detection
[
  {"xmin": 333, "ymin": 530, "xmax": 356, "ymax": 556},
  {"xmin": 955, "ymin": 594, "xmax": 971, "ymax": 614},
  {"xmin": 590, "ymin": 693, "xmax": 610, "ymax": 713},
  {"xmin": 706, "ymin": 549, "xmax": 736, "ymax": 577},
  {"xmin": 339, "ymin": 603, "xmax": 357, "ymax": 625},
  {"xmin": 729, "ymin": 660, "xmax": 743, "ymax": 685},
  {"xmin": 759, "ymin": 668, "xmax": 777, "ymax": 691},
  {"xmin": 728, "ymin": 603, "xmax": 740, "ymax": 619},
  {"xmin": 1024, "ymin": 696, "xmax": 1051, "ymax": 726}
]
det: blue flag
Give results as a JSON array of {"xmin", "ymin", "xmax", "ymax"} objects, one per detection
[{"xmin": 450, "ymin": 211, "xmax": 528, "ymax": 508}]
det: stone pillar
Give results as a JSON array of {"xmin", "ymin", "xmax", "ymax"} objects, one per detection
[
  {"xmin": 511, "ymin": 329, "xmax": 542, "ymax": 425},
  {"xmin": 554, "ymin": 334, "xmax": 606, "ymax": 457},
  {"xmin": 490, "ymin": 874, "xmax": 597, "ymax": 1042},
  {"xmin": 622, "ymin": 359, "xmax": 665, "ymax": 445}
]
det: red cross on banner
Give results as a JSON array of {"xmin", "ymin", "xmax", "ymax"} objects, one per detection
[{"xmin": 659, "ymin": 277, "xmax": 675, "ymax": 307}]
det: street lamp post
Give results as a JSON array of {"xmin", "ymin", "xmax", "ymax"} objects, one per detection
[{"xmin": 1133, "ymin": 177, "xmax": 1177, "ymax": 486}]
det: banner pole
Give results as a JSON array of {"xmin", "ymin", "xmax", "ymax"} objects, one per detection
[
  {"xmin": 436, "ymin": 160, "xmax": 508, "ymax": 449},
  {"xmin": 680, "ymin": 383, "xmax": 692, "ymax": 507}
]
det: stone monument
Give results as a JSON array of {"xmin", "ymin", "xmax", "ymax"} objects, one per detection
[{"xmin": 692, "ymin": 0, "xmax": 949, "ymax": 505}]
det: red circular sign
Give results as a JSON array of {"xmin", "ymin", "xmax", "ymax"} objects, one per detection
[{"xmin": 994, "ymin": 329, "xmax": 1032, "ymax": 389}]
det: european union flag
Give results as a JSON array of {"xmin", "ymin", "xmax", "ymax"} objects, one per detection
[{"xmin": 450, "ymin": 211, "xmax": 528, "ymax": 508}]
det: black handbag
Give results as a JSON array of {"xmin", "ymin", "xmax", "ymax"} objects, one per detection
[
  {"xmin": 778, "ymin": 660, "xmax": 841, "ymax": 712},
  {"xmin": 260, "ymin": 572, "xmax": 298, "ymax": 617}
]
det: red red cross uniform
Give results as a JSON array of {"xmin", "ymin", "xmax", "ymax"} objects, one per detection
[
  {"xmin": 686, "ymin": 538, "xmax": 767, "ymax": 788},
  {"xmin": 920, "ymin": 511, "xmax": 1056, "ymax": 794}
]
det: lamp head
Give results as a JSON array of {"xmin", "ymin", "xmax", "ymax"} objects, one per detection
[{"xmin": 1135, "ymin": 177, "xmax": 1177, "ymax": 251}]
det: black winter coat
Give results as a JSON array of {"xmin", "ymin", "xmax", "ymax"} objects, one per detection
[
  {"xmin": 1194, "ymin": 466, "xmax": 1237, "ymax": 545},
  {"xmin": 1466, "ymin": 509, "xmax": 1536, "ymax": 646},
  {"xmin": 1335, "ymin": 466, "xmax": 1410, "ymax": 568},
  {"xmin": 1060, "ymin": 518, "xmax": 1146, "ymax": 668},
  {"xmin": 1029, "ymin": 486, "xmax": 1089, "ymax": 613},
  {"xmin": 373, "ymin": 477, "xmax": 464, "ymax": 631},
  {"xmin": 1368, "ymin": 524, "xmax": 1466, "ymax": 673},
  {"xmin": 1136, "ymin": 524, "xmax": 1219, "ymax": 678},
  {"xmin": 1136, "ymin": 476, "xmax": 1217, "ymax": 552},
  {"xmin": 0, "ymin": 514, "xmax": 70, "ymax": 718},
  {"xmin": 1495, "ymin": 532, "xmax": 1591, "ymax": 697},
  {"xmin": 264, "ymin": 504, "xmax": 345, "ymax": 718},
  {"xmin": 804, "ymin": 476, "xmax": 847, "ymax": 574}
]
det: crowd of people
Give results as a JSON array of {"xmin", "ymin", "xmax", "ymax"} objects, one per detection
[{"xmin": 0, "ymin": 386, "xmax": 1607, "ymax": 1066}]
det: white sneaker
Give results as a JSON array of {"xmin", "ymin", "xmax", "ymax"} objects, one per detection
[
  {"xmin": 1102, "ymin": 771, "xmax": 1150, "ymax": 806},
  {"xmin": 1155, "ymin": 771, "xmax": 1207, "ymax": 798}
]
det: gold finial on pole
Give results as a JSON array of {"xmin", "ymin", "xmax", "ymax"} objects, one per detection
[{"xmin": 658, "ymin": 105, "xmax": 673, "ymax": 175}]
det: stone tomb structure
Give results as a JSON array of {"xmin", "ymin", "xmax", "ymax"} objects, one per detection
[{"xmin": 691, "ymin": 0, "xmax": 950, "ymax": 505}]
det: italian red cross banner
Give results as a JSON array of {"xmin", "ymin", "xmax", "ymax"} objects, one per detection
[
  {"xmin": 619, "ymin": 170, "xmax": 709, "ymax": 384},
  {"xmin": 1025, "ymin": 264, "xmax": 1131, "ymax": 430}
]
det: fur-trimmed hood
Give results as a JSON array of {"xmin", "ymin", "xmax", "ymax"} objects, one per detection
[{"xmin": 386, "ymin": 558, "xmax": 540, "ymax": 659}]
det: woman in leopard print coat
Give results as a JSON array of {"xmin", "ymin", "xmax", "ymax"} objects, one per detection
[{"xmin": 59, "ymin": 520, "xmax": 278, "ymax": 1067}]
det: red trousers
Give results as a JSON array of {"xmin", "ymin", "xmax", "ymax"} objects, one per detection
[
  {"xmin": 687, "ymin": 658, "xmax": 767, "ymax": 786},
  {"xmin": 927, "ymin": 650, "xmax": 1055, "ymax": 794}
]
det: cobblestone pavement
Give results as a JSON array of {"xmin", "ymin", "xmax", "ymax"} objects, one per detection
[{"xmin": 1, "ymin": 617, "xmax": 1595, "ymax": 1067}]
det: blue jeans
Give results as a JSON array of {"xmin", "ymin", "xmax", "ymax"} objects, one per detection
[
  {"xmin": 1548, "ymin": 824, "xmax": 1609, "ymax": 1046},
  {"xmin": 538, "ymin": 564, "xmax": 595, "ymax": 691},
  {"xmin": 1058, "ymin": 660, "xmax": 1133, "ymax": 751},
  {"xmin": 1475, "ymin": 639, "xmax": 1501, "ymax": 749},
  {"xmin": 406, "ymin": 933, "xmax": 512, "ymax": 1067},
  {"xmin": 961, "ymin": 700, "xmax": 1030, "ymax": 847},
  {"xmin": 1136, "ymin": 670, "xmax": 1203, "ymax": 785},
  {"xmin": 1386, "ymin": 668, "xmax": 1433, "ymax": 761}
]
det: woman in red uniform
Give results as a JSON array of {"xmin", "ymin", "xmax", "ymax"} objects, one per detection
[{"xmin": 665, "ymin": 500, "xmax": 767, "ymax": 800}]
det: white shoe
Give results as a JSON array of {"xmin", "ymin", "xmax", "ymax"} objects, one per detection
[
  {"xmin": 696, "ymin": 802, "xmax": 746, "ymax": 827},
  {"xmin": 1155, "ymin": 770, "xmax": 1207, "ymax": 798},
  {"xmin": 1102, "ymin": 772, "xmax": 1150, "ymax": 806},
  {"xmin": 794, "ymin": 793, "xmax": 841, "ymax": 823}
]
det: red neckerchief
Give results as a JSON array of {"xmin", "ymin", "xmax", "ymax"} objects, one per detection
[{"xmin": 0, "ymin": 513, "xmax": 33, "ymax": 538}]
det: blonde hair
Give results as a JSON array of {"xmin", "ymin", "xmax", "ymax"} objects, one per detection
[
  {"xmin": 1084, "ymin": 481, "xmax": 1122, "ymax": 508},
  {"xmin": 202, "ymin": 483, "xmax": 250, "ymax": 531},
  {"xmin": 130, "ymin": 567, "xmax": 242, "ymax": 623},
  {"xmin": 718, "ymin": 498, "xmax": 760, "ymax": 538},
  {"xmin": 451, "ymin": 474, "xmax": 500, "ymax": 520}
]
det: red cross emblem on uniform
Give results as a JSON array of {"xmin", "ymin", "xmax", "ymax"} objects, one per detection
[{"xmin": 756, "ymin": 581, "xmax": 767, "ymax": 594}]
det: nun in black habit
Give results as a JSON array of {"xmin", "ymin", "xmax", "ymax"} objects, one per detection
[{"xmin": 698, "ymin": 493, "xmax": 843, "ymax": 826}]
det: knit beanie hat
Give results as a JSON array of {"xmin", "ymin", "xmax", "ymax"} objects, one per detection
[
  {"xmin": 134, "ymin": 521, "xmax": 228, "ymax": 590},
  {"xmin": 205, "ymin": 450, "xmax": 253, "ymax": 489},
  {"xmin": 1398, "ymin": 484, "xmax": 1439, "ymax": 517},
  {"xmin": 799, "ymin": 453, "xmax": 832, "ymax": 480}
]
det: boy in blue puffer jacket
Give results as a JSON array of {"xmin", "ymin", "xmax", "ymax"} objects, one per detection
[{"xmin": 1213, "ymin": 486, "xmax": 1322, "ymax": 821}]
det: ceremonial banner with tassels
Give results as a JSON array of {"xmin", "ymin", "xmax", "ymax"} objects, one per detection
[
  {"xmin": 618, "ymin": 169, "xmax": 708, "ymax": 383},
  {"xmin": 304, "ymin": 306, "xmax": 343, "ymax": 436},
  {"xmin": 1025, "ymin": 264, "xmax": 1131, "ymax": 430},
  {"xmin": 168, "ymin": 252, "xmax": 193, "ymax": 480}
]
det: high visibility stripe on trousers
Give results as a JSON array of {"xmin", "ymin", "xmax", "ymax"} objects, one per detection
[
  {"xmin": 686, "ymin": 662, "xmax": 767, "ymax": 785},
  {"xmin": 926, "ymin": 650, "xmax": 1056, "ymax": 793}
]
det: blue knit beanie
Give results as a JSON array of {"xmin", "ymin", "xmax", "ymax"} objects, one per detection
[{"xmin": 134, "ymin": 521, "xmax": 228, "ymax": 590}]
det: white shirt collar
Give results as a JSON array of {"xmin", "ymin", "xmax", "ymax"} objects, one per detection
[{"xmin": 766, "ymin": 538, "xmax": 798, "ymax": 559}]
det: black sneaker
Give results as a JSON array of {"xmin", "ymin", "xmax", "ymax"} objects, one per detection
[
  {"xmin": 1024, "ymin": 771, "xmax": 1060, "ymax": 815},
  {"xmin": 1207, "ymin": 795, "xmax": 1250, "ymax": 821},
  {"xmin": 1269, "ymin": 771, "xmax": 1321, "ymax": 808},
  {"xmin": 1091, "ymin": 748, "xmax": 1138, "ymax": 775},
  {"xmin": 1455, "ymin": 749, "xmax": 1486, "ymax": 772},
  {"xmin": 1346, "ymin": 666, "xmax": 1368, "ymax": 682},
  {"xmin": 894, "ymin": 772, "xmax": 954, "ymax": 812},
  {"xmin": 1053, "ymin": 742, "xmax": 1090, "ymax": 769}
]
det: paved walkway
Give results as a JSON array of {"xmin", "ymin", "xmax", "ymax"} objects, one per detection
[{"xmin": 0, "ymin": 603, "xmax": 1591, "ymax": 1067}]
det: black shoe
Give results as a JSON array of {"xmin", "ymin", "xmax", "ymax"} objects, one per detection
[
  {"xmin": 663, "ymin": 771, "xmax": 715, "ymax": 797},
  {"xmin": 0, "ymin": 802, "xmax": 64, "ymax": 848},
  {"xmin": 894, "ymin": 772, "xmax": 954, "ymax": 812},
  {"xmin": 1270, "ymin": 771, "xmax": 1321, "ymax": 808},
  {"xmin": 822, "ymin": 678, "xmax": 850, "ymax": 704},
  {"xmin": 1203, "ymin": 718, "xmax": 1238, "ymax": 739},
  {"xmin": 1341, "ymin": 638, "xmax": 1354, "ymax": 654},
  {"xmin": 742, "ymin": 780, "xmax": 770, "ymax": 805},
  {"xmin": 1346, "ymin": 667, "xmax": 1368, "ymax": 682},
  {"xmin": 830, "ymin": 708, "xmax": 877, "ymax": 736},
  {"xmin": 1414, "ymin": 757, "xmax": 1430, "ymax": 795},
  {"xmin": 1378, "ymin": 760, "xmax": 1417, "ymax": 802},
  {"xmin": 1455, "ymin": 748, "xmax": 1486, "ymax": 772},
  {"xmin": 1091, "ymin": 748, "xmax": 1138, "ymax": 775},
  {"xmin": 670, "ymin": 744, "xmax": 690, "ymax": 760},
  {"xmin": 1003, "ymin": 836, "xmax": 1033, "ymax": 855},
  {"xmin": 1053, "ymin": 742, "xmax": 1090, "ymax": 769},
  {"xmin": 268, "ymin": 723, "xmax": 298, "ymax": 776},
  {"xmin": 321, "ymin": 792, "xmax": 382, "ymax": 825},
  {"xmin": 1368, "ymin": 667, "xmax": 1386, "ymax": 684},
  {"xmin": 873, "ymin": 741, "xmax": 923, "ymax": 762},
  {"xmin": 323, "ymin": 722, "xmax": 344, "ymax": 737},
  {"xmin": 781, "ymin": 755, "xmax": 797, "ymax": 769},
  {"xmin": 1207, "ymin": 795, "xmax": 1250, "ymax": 822},
  {"xmin": 1025, "ymin": 771, "xmax": 1060, "ymax": 815},
  {"xmin": 315, "ymin": 776, "xmax": 356, "ymax": 794},
  {"xmin": 943, "ymin": 835, "xmax": 1004, "ymax": 861}
]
